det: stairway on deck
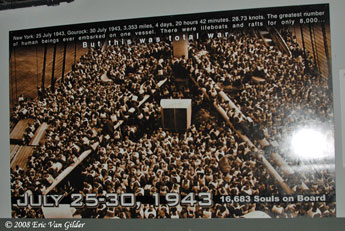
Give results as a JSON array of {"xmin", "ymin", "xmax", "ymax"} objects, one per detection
[{"xmin": 293, "ymin": 24, "xmax": 331, "ymax": 78}]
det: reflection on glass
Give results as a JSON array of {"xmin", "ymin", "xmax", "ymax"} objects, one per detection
[{"xmin": 290, "ymin": 126, "xmax": 334, "ymax": 161}]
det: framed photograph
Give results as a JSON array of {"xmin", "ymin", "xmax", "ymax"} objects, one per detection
[{"xmin": 8, "ymin": 3, "xmax": 336, "ymax": 219}]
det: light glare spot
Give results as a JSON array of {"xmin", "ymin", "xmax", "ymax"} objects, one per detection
[{"xmin": 291, "ymin": 128, "xmax": 332, "ymax": 160}]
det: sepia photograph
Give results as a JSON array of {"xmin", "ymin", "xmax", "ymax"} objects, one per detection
[{"xmin": 8, "ymin": 4, "xmax": 335, "ymax": 219}]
